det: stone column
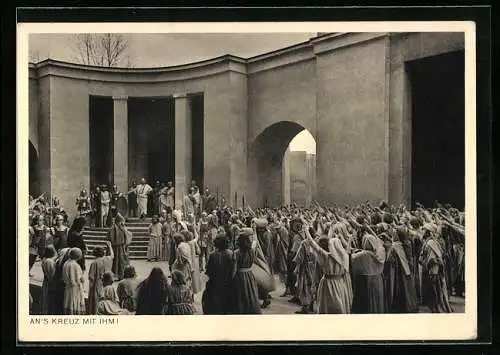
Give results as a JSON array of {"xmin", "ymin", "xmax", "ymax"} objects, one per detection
[
  {"xmin": 388, "ymin": 62, "xmax": 412, "ymax": 207},
  {"xmin": 113, "ymin": 96, "xmax": 128, "ymax": 192},
  {"xmin": 173, "ymin": 93, "xmax": 192, "ymax": 209}
]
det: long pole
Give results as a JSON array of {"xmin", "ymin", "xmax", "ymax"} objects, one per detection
[{"xmin": 216, "ymin": 185, "xmax": 219, "ymax": 207}]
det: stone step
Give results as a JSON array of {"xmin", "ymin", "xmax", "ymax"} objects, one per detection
[
  {"xmin": 83, "ymin": 228, "xmax": 149, "ymax": 235},
  {"xmin": 84, "ymin": 234, "xmax": 150, "ymax": 240},
  {"xmin": 84, "ymin": 226, "xmax": 150, "ymax": 232},
  {"xmin": 85, "ymin": 240, "xmax": 149, "ymax": 248},
  {"xmin": 86, "ymin": 253, "xmax": 147, "ymax": 260},
  {"xmin": 85, "ymin": 244, "xmax": 148, "ymax": 259}
]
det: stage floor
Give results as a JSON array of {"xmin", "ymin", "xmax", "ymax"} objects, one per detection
[{"xmin": 29, "ymin": 259, "xmax": 465, "ymax": 314}]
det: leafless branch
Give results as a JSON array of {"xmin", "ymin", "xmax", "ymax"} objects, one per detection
[{"xmin": 73, "ymin": 34, "xmax": 133, "ymax": 67}]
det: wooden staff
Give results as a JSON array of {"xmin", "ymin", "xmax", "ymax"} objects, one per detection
[
  {"xmin": 242, "ymin": 195, "xmax": 245, "ymax": 210},
  {"xmin": 234, "ymin": 191, "xmax": 238, "ymax": 209},
  {"xmin": 248, "ymin": 205, "xmax": 256, "ymax": 218}
]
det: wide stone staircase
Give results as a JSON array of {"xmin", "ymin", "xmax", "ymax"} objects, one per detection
[{"xmin": 82, "ymin": 218, "xmax": 150, "ymax": 259}]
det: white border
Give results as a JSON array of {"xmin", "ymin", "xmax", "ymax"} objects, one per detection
[{"xmin": 17, "ymin": 21, "xmax": 477, "ymax": 342}]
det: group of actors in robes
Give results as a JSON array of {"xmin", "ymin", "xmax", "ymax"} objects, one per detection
[
  {"xmin": 74, "ymin": 178, "xmax": 217, "ymax": 227},
  {"xmin": 30, "ymin": 193, "xmax": 465, "ymax": 315}
]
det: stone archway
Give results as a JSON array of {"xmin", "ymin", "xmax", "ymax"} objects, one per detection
[
  {"xmin": 247, "ymin": 121, "xmax": 316, "ymax": 208},
  {"xmin": 29, "ymin": 140, "xmax": 40, "ymax": 197}
]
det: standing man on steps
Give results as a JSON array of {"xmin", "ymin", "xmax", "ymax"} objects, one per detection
[
  {"xmin": 131, "ymin": 178, "xmax": 153, "ymax": 219},
  {"xmin": 107, "ymin": 213, "xmax": 132, "ymax": 280}
]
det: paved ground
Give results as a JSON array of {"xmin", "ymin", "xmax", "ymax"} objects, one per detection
[{"xmin": 30, "ymin": 259, "xmax": 465, "ymax": 314}]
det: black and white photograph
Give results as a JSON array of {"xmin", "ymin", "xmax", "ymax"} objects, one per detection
[{"xmin": 17, "ymin": 20, "xmax": 477, "ymax": 342}]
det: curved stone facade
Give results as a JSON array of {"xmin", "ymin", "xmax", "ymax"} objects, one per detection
[{"xmin": 28, "ymin": 32, "xmax": 465, "ymax": 217}]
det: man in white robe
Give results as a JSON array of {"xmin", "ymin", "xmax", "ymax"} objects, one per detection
[{"xmin": 135, "ymin": 178, "xmax": 152, "ymax": 219}]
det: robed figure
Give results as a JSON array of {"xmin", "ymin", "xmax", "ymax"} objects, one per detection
[
  {"xmin": 134, "ymin": 178, "xmax": 153, "ymax": 218},
  {"xmin": 351, "ymin": 234, "xmax": 386, "ymax": 314},
  {"xmin": 107, "ymin": 214, "xmax": 132, "ymax": 280},
  {"xmin": 271, "ymin": 222, "xmax": 290, "ymax": 285},
  {"xmin": 418, "ymin": 224, "xmax": 454, "ymax": 313},
  {"xmin": 383, "ymin": 232, "xmax": 419, "ymax": 313}
]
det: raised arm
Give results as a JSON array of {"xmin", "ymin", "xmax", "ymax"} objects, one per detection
[
  {"xmin": 105, "ymin": 240, "xmax": 114, "ymax": 260},
  {"xmin": 302, "ymin": 217, "xmax": 328, "ymax": 257}
]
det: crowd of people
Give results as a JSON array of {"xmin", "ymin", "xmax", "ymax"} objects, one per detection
[
  {"xmin": 29, "ymin": 182, "xmax": 465, "ymax": 316},
  {"xmin": 73, "ymin": 178, "xmax": 214, "ymax": 229}
]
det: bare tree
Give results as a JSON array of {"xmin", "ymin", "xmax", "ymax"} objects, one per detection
[{"xmin": 73, "ymin": 34, "xmax": 134, "ymax": 67}]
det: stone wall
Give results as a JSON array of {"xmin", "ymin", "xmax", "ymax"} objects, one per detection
[
  {"xmin": 316, "ymin": 36, "xmax": 390, "ymax": 205},
  {"xmin": 28, "ymin": 33, "xmax": 465, "ymax": 215}
]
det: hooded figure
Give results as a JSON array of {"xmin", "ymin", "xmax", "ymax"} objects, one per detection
[
  {"xmin": 62, "ymin": 248, "xmax": 86, "ymax": 315},
  {"xmin": 304, "ymin": 226, "xmax": 354, "ymax": 314},
  {"xmin": 383, "ymin": 228, "xmax": 419, "ymax": 313},
  {"xmin": 419, "ymin": 224, "xmax": 454, "ymax": 313},
  {"xmin": 172, "ymin": 233, "xmax": 193, "ymax": 296},
  {"xmin": 107, "ymin": 213, "xmax": 131, "ymax": 280},
  {"xmin": 350, "ymin": 234, "xmax": 386, "ymax": 313},
  {"xmin": 230, "ymin": 230, "xmax": 262, "ymax": 314}
]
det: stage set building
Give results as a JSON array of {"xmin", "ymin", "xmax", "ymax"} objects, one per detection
[{"xmin": 28, "ymin": 32, "xmax": 466, "ymax": 218}]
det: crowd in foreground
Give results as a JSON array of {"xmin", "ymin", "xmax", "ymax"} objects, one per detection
[{"xmin": 29, "ymin": 192, "xmax": 465, "ymax": 315}]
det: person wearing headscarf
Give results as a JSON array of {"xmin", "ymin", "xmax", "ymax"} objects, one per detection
[
  {"xmin": 88, "ymin": 241, "xmax": 114, "ymax": 314},
  {"xmin": 107, "ymin": 213, "xmax": 131, "ymax": 280},
  {"xmin": 418, "ymin": 223, "xmax": 454, "ymax": 313},
  {"xmin": 62, "ymin": 247, "xmax": 86, "ymax": 315},
  {"xmin": 292, "ymin": 220, "xmax": 316, "ymax": 314},
  {"xmin": 253, "ymin": 218, "xmax": 274, "ymax": 309},
  {"xmin": 52, "ymin": 247, "xmax": 71, "ymax": 314},
  {"xmin": 230, "ymin": 229, "xmax": 262, "ymax": 314},
  {"xmin": 41, "ymin": 245, "xmax": 57, "ymax": 315},
  {"xmin": 67, "ymin": 216, "xmax": 87, "ymax": 272},
  {"xmin": 135, "ymin": 267, "xmax": 169, "ymax": 315},
  {"xmin": 96, "ymin": 272, "xmax": 131, "ymax": 315},
  {"xmin": 183, "ymin": 227, "xmax": 202, "ymax": 295},
  {"xmin": 286, "ymin": 217, "xmax": 303, "ymax": 304},
  {"xmin": 167, "ymin": 270, "xmax": 196, "ymax": 315},
  {"xmin": 383, "ymin": 227, "xmax": 419, "ymax": 313},
  {"xmin": 408, "ymin": 216, "xmax": 424, "ymax": 304},
  {"xmin": 116, "ymin": 265, "xmax": 139, "ymax": 312},
  {"xmin": 302, "ymin": 218, "xmax": 353, "ymax": 314},
  {"xmin": 171, "ymin": 232, "xmax": 193, "ymax": 296},
  {"xmin": 351, "ymin": 233, "xmax": 386, "ymax": 313},
  {"xmin": 442, "ymin": 217, "xmax": 465, "ymax": 297},
  {"xmin": 168, "ymin": 211, "xmax": 186, "ymax": 270},
  {"xmin": 202, "ymin": 234, "xmax": 235, "ymax": 315},
  {"xmin": 270, "ymin": 220, "xmax": 290, "ymax": 295}
]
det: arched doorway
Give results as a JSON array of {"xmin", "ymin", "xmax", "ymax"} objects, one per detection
[
  {"xmin": 248, "ymin": 121, "xmax": 316, "ymax": 208},
  {"xmin": 283, "ymin": 129, "xmax": 317, "ymax": 207},
  {"xmin": 29, "ymin": 140, "xmax": 40, "ymax": 197}
]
